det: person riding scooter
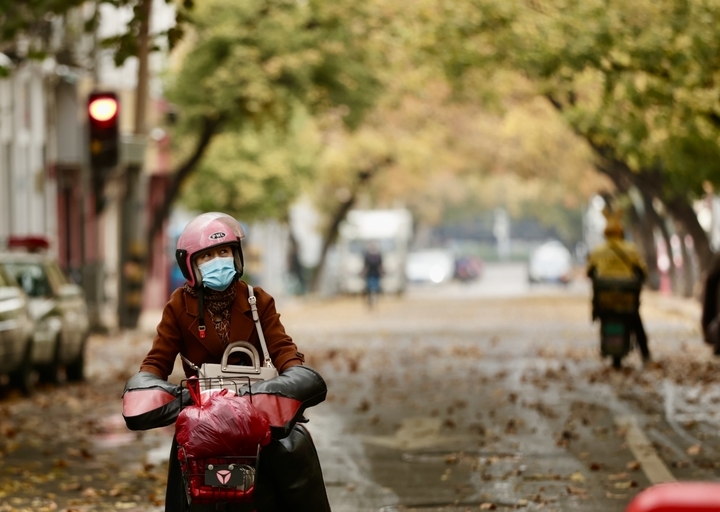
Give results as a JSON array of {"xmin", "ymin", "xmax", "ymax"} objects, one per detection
[
  {"xmin": 586, "ymin": 208, "xmax": 651, "ymax": 364},
  {"xmin": 121, "ymin": 212, "xmax": 331, "ymax": 512}
]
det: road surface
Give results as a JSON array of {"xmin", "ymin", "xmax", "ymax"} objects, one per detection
[{"xmin": 0, "ymin": 262, "xmax": 712, "ymax": 512}]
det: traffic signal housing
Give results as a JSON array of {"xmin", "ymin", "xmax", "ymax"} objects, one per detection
[{"xmin": 88, "ymin": 91, "xmax": 119, "ymax": 171}]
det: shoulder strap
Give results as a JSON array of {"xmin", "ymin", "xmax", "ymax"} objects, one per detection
[
  {"xmin": 179, "ymin": 353, "xmax": 199, "ymax": 372},
  {"xmin": 608, "ymin": 242, "xmax": 636, "ymax": 272},
  {"xmin": 247, "ymin": 285, "xmax": 276, "ymax": 369}
]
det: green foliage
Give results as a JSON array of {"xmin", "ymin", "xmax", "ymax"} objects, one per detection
[
  {"xmin": 0, "ymin": 0, "xmax": 191, "ymax": 68},
  {"xmin": 180, "ymin": 109, "xmax": 321, "ymax": 221},
  {"xmin": 170, "ymin": 0, "xmax": 382, "ymax": 224},
  {"xmin": 167, "ymin": 0, "xmax": 380, "ymax": 132},
  {"xmin": 430, "ymin": 0, "xmax": 720, "ymax": 200},
  {"xmin": 101, "ymin": 1, "xmax": 193, "ymax": 66},
  {"xmin": 0, "ymin": 0, "xmax": 84, "ymax": 43}
]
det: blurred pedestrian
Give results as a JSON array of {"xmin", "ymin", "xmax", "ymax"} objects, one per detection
[
  {"xmin": 362, "ymin": 241, "xmax": 384, "ymax": 308},
  {"xmin": 586, "ymin": 208, "xmax": 651, "ymax": 363},
  {"xmin": 701, "ymin": 251, "xmax": 720, "ymax": 355}
]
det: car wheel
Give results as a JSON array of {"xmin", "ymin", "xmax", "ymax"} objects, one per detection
[
  {"xmin": 10, "ymin": 340, "xmax": 37, "ymax": 397},
  {"xmin": 66, "ymin": 337, "xmax": 86, "ymax": 382},
  {"xmin": 39, "ymin": 336, "xmax": 65, "ymax": 385}
]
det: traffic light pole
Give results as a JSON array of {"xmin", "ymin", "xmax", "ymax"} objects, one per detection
[
  {"xmin": 118, "ymin": 162, "xmax": 145, "ymax": 328},
  {"xmin": 118, "ymin": 0, "xmax": 151, "ymax": 329}
]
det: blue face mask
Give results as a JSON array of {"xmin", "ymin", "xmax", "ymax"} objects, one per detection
[{"xmin": 198, "ymin": 257, "xmax": 237, "ymax": 291}]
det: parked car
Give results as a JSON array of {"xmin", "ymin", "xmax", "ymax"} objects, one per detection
[
  {"xmin": 0, "ymin": 237, "xmax": 90, "ymax": 383},
  {"xmin": 454, "ymin": 255, "xmax": 484, "ymax": 282},
  {"xmin": 406, "ymin": 249, "xmax": 456, "ymax": 285},
  {"xmin": 528, "ymin": 240, "xmax": 573, "ymax": 284},
  {"xmin": 0, "ymin": 262, "xmax": 34, "ymax": 395}
]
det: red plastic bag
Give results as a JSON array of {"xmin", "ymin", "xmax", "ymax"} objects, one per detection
[{"xmin": 176, "ymin": 379, "xmax": 271, "ymax": 459}]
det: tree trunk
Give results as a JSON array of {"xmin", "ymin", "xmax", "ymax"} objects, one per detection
[
  {"xmin": 118, "ymin": 0, "xmax": 152, "ymax": 329},
  {"xmin": 665, "ymin": 195, "xmax": 712, "ymax": 276},
  {"xmin": 134, "ymin": 0, "xmax": 151, "ymax": 137},
  {"xmin": 546, "ymin": 93, "xmax": 712, "ymax": 279},
  {"xmin": 648, "ymin": 204, "xmax": 676, "ymax": 294},
  {"xmin": 636, "ymin": 191, "xmax": 659, "ymax": 291},
  {"xmin": 639, "ymin": 191, "xmax": 664, "ymax": 291},
  {"xmin": 286, "ymin": 220, "xmax": 306, "ymax": 295},
  {"xmin": 309, "ymin": 157, "xmax": 393, "ymax": 293},
  {"xmin": 589, "ymin": 145, "xmax": 711, "ymax": 281},
  {"xmin": 675, "ymin": 224, "xmax": 695, "ymax": 298},
  {"xmin": 145, "ymin": 115, "xmax": 226, "ymax": 264},
  {"xmin": 309, "ymin": 196, "xmax": 356, "ymax": 294},
  {"xmin": 626, "ymin": 197, "xmax": 659, "ymax": 290}
]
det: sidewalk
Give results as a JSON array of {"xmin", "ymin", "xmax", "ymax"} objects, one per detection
[{"xmin": 642, "ymin": 290, "xmax": 701, "ymax": 325}]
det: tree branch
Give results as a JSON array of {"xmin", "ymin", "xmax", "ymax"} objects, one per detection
[
  {"xmin": 146, "ymin": 114, "xmax": 226, "ymax": 263},
  {"xmin": 309, "ymin": 156, "xmax": 394, "ymax": 293},
  {"xmin": 544, "ymin": 92, "xmax": 712, "ymax": 276}
]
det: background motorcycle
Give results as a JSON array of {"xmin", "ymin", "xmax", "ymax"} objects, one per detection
[{"xmin": 592, "ymin": 277, "xmax": 641, "ymax": 369}]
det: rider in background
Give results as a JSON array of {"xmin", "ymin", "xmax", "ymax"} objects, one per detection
[
  {"xmin": 362, "ymin": 241, "xmax": 384, "ymax": 308},
  {"xmin": 586, "ymin": 208, "xmax": 651, "ymax": 363}
]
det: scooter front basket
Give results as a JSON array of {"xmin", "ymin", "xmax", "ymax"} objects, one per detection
[{"xmin": 178, "ymin": 445, "xmax": 260, "ymax": 505}]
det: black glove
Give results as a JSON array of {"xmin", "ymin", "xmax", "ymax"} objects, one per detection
[
  {"xmin": 241, "ymin": 365, "xmax": 327, "ymax": 439},
  {"xmin": 122, "ymin": 372, "xmax": 191, "ymax": 431}
]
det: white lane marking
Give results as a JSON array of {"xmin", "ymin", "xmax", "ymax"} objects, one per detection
[
  {"xmin": 663, "ymin": 379, "xmax": 703, "ymax": 446},
  {"xmin": 615, "ymin": 415, "xmax": 676, "ymax": 484}
]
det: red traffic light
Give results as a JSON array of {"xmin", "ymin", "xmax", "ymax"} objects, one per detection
[
  {"xmin": 88, "ymin": 91, "xmax": 119, "ymax": 170},
  {"xmin": 88, "ymin": 93, "xmax": 119, "ymax": 127},
  {"xmin": 89, "ymin": 98, "xmax": 118, "ymax": 122}
]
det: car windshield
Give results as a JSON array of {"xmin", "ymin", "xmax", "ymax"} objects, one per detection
[
  {"xmin": 3, "ymin": 262, "xmax": 53, "ymax": 298},
  {"xmin": 0, "ymin": 265, "xmax": 12, "ymax": 287}
]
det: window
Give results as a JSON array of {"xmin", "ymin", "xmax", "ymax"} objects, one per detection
[{"xmin": 3, "ymin": 262, "xmax": 51, "ymax": 298}]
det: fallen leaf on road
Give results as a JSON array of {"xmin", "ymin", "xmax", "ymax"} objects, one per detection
[
  {"xmin": 525, "ymin": 473, "xmax": 562, "ymax": 481},
  {"xmin": 608, "ymin": 472, "xmax": 628, "ymax": 481},
  {"xmin": 626, "ymin": 461, "xmax": 641, "ymax": 471},
  {"xmin": 444, "ymin": 454, "xmax": 459, "ymax": 465},
  {"xmin": 687, "ymin": 444, "xmax": 701, "ymax": 456},
  {"xmin": 568, "ymin": 471, "xmax": 585, "ymax": 483},
  {"xmin": 59, "ymin": 482, "xmax": 82, "ymax": 491},
  {"xmin": 614, "ymin": 481, "xmax": 637, "ymax": 489},
  {"xmin": 355, "ymin": 399, "xmax": 370, "ymax": 413},
  {"xmin": 567, "ymin": 485, "xmax": 589, "ymax": 497},
  {"xmin": 479, "ymin": 503, "xmax": 496, "ymax": 510},
  {"xmin": 81, "ymin": 487, "xmax": 98, "ymax": 497},
  {"xmin": 606, "ymin": 491, "xmax": 627, "ymax": 499}
]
